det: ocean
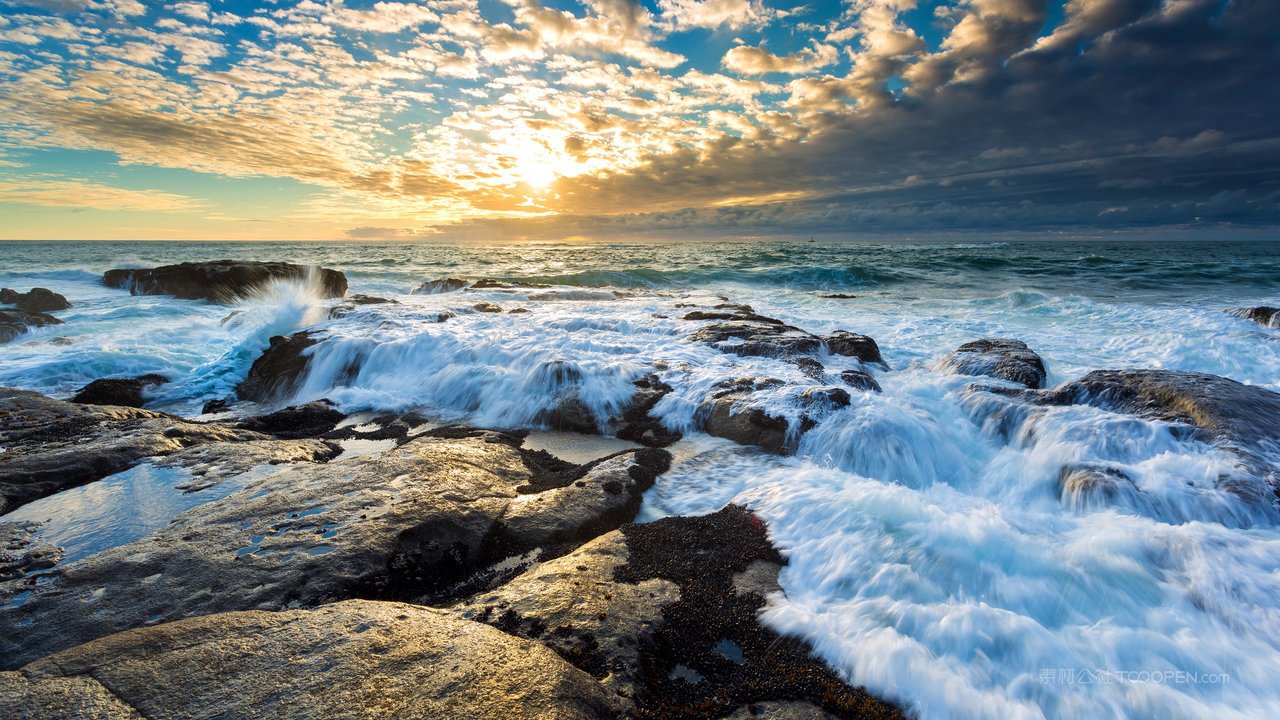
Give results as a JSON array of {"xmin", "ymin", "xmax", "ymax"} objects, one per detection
[{"xmin": 3, "ymin": 238, "xmax": 1280, "ymax": 719}]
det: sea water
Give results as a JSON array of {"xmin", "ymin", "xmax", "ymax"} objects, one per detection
[{"xmin": 2, "ymin": 238, "xmax": 1279, "ymax": 719}]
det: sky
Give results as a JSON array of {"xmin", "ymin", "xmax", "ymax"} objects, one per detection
[{"xmin": 0, "ymin": 0, "xmax": 1277, "ymax": 241}]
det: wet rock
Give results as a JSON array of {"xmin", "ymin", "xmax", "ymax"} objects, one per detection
[
  {"xmin": 201, "ymin": 398, "xmax": 232, "ymax": 414},
  {"xmin": 327, "ymin": 294, "xmax": 398, "ymax": 319},
  {"xmin": 0, "ymin": 600, "xmax": 618, "ymax": 720},
  {"xmin": 471, "ymin": 278, "xmax": 551, "ymax": 290},
  {"xmin": 474, "ymin": 301, "xmax": 504, "ymax": 313},
  {"xmin": 236, "ymin": 331, "xmax": 320, "ymax": 403},
  {"xmin": 700, "ymin": 381, "xmax": 793, "ymax": 455},
  {"xmin": 818, "ymin": 293, "xmax": 858, "ymax": 300},
  {"xmin": 839, "ymin": 370, "xmax": 882, "ymax": 393},
  {"xmin": 1057, "ymin": 465, "xmax": 1137, "ymax": 508},
  {"xmin": 939, "ymin": 338, "xmax": 1047, "ymax": 389},
  {"xmin": 510, "ymin": 307, "xmax": 531, "ymax": 314},
  {"xmin": 0, "ymin": 308, "xmax": 62, "ymax": 344},
  {"xmin": 615, "ymin": 375, "xmax": 682, "ymax": 448},
  {"xmin": 414, "ymin": 277, "xmax": 470, "ymax": 294},
  {"xmin": 0, "ymin": 433, "xmax": 669, "ymax": 666},
  {"xmin": 157, "ymin": 438, "xmax": 343, "ymax": 487},
  {"xmin": 1040, "ymin": 369, "xmax": 1280, "ymax": 500},
  {"xmin": 455, "ymin": 506, "xmax": 902, "ymax": 720},
  {"xmin": 70, "ymin": 374, "xmax": 169, "ymax": 408},
  {"xmin": 799, "ymin": 386, "xmax": 852, "ymax": 409},
  {"xmin": 1230, "ymin": 306, "xmax": 1279, "ymax": 328},
  {"xmin": 103, "ymin": 261, "xmax": 347, "ymax": 303},
  {"xmin": 0, "ymin": 389, "xmax": 264, "ymax": 515},
  {"xmin": 236, "ymin": 400, "xmax": 346, "ymax": 439},
  {"xmin": 0, "ymin": 521, "xmax": 63, "ymax": 583},
  {"xmin": 823, "ymin": 331, "xmax": 887, "ymax": 368},
  {"xmin": 690, "ymin": 318, "xmax": 822, "ymax": 359},
  {"xmin": 0, "ymin": 287, "xmax": 71, "ymax": 313}
]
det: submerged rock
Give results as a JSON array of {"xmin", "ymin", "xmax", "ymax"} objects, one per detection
[
  {"xmin": 0, "ymin": 389, "xmax": 263, "ymax": 515},
  {"xmin": 1229, "ymin": 306, "xmax": 1279, "ymax": 328},
  {"xmin": 236, "ymin": 331, "xmax": 320, "ymax": 403},
  {"xmin": 0, "ymin": 308, "xmax": 62, "ymax": 344},
  {"xmin": 615, "ymin": 375, "xmax": 682, "ymax": 447},
  {"xmin": 939, "ymin": 338, "xmax": 1047, "ymax": 389},
  {"xmin": 103, "ymin": 260, "xmax": 347, "ymax": 303},
  {"xmin": 1057, "ymin": 465, "xmax": 1138, "ymax": 509},
  {"xmin": 455, "ymin": 505, "xmax": 903, "ymax": 720},
  {"xmin": 70, "ymin": 374, "xmax": 169, "ymax": 408},
  {"xmin": 0, "ymin": 431, "xmax": 670, "ymax": 667},
  {"xmin": 0, "ymin": 287, "xmax": 71, "ymax": 313},
  {"xmin": 414, "ymin": 277, "xmax": 470, "ymax": 294},
  {"xmin": 0, "ymin": 600, "xmax": 618, "ymax": 720}
]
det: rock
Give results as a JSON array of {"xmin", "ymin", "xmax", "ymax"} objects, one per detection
[
  {"xmin": 823, "ymin": 331, "xmax": 887, "ymax": 368},
  {"xmin": 614, "ymin": 375, "xmax": 682, "ymax": 448},
  {"xmin": 236, "ymin": 331, "xmax": 320, "ymax": 403},
  {"xmin": 839, "ymin": 370, "xmax": 882, "ymax": 393},
  {"xmin": 454, "ymin": 506, "xmax": 903, "ymax": 719},
  {"xmin": 70, "ymin": 374, "xmax": 169, "ymax": 408},
  {"xmin": 0, "ymin": 308, "xmax": 62, "ymax": 344},
  {"xmin": 510, "ymin": 307, "xmax": 530, "ymax": 314},
  {"xmin": 722, "ymin": 702, "xmax": 845, "ymax": 720},
  {"xmin": 0, "ymin": 389, "xmax": 264, "ymax": 515},
  {"xmin": 474, "ymin": 301, "xmax": 504, "ymax": 313},
  {"xmin": 800, "ymin": 386, "xmax": 852, "ymax": 409},
  {"xmin": 201, "ymin": 398, "xmax": 232, "ymax": 414},
  {"xmin": 819, "ymin": 293, "xmax": 858, "ymax": 299},
  {"xmin": 690, "ymin": 318, "xmax": 822, "ymax": 359},
  {"xmin": 1230, "ymin": 306, "xmax": 1279, "ymax": 327},
  {"xmin": 327, "ymin": 294, "xmax": 398, "ymax": 319},
  {"xmin": 1040, "ymin": 369, "xmax": 1280, "ymax": 500},
  {"xmin": 939, "ymin": 338, "xmax": 1047, "ymax": 389},
  {"xmin": 103, "ymin": 261, "xmax": 347, "ymax": 303},
  {"xmin": 0, "ymin": 521, "xmax": 63, "ymax": 583},
  {"xmin": 414, "ymin": 277, "xmax": 470, "ymax": 294},
  {"xmin": 471, "ymin": 279, "xmax": 550, "ymax": 290},
  {"xmin": 0, "ymin": 432, "xmax": 669, "ymax": 666},
  {"xmin": 0, "ymin": 600, "xmax": 618, "ymax": 720},
  {"xmin": 0, "ymin": 287, "xmax": 71, "ymax": 313},
  {"xmin": 700, "ymin": 381, "xmax": 793, "ymax": 455},
  {"xmin": 236, "ymin": 400, "xmax": 346, "ymax": 439},
  {"xmin": 1057, "ymin": 465, "xmax": 1137, "ymax": 508}
]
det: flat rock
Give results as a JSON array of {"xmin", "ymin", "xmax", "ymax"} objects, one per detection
[
  {"xmin": 0, "ymin": 432, "xmax": 669, "ymax": 667},
  {"xmin": 0, "ymin": 287, "xmax": 71, "ymax": 313},
  {"xmin": 0, "ymin": 308, "xmax": 62, "ymax": 344},
  {"xmin": 103, "ymin": 261, "xmax": 347, "ymax": 303},
  {"xmin": 70, "ymin": 374, "xmax": 168, "ymax": 408},
  {"xmin": 938, "ymin": 338, "xmax": 1047, "ymax": 388},
  {"xmin": 236, "ymin": 400, "xmax": 347, "ymax": 439},
  {"xmin": 0, "ymin": 389, "xmax": 263, "ymax": 515},
  {"xmin": 455, "ymin": 505, "xmax": 903, "ymax": 720},
  {"xmin": 0, "ymin": 599, "xmax": 617, "ymax": 720}
]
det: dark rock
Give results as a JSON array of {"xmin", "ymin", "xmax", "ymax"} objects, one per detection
[
  {"xmin": 414, "ymin": 277, "xmax": 469, "ymax": 294},
  {"xmin": 237, "ymin": 331, "xmax": 320, "ymax": 403},
  {"xmin": 1057, "ymin": 465, "xmax": 1136, "ymax": 507},
  {"xmin": 615, "ymin": 375, "xmax": 682, "ymax": 448},
  {"xmin": 0, "ymin": 434, "xmax": 669, "ymax": 666},
  {"xmin": 793, "ymin": 357, "xmax": 826, "ymax": 380},
  {"xmin": 0, "ymin": 521, "xmax": 64, "ymax": 583},
  {"xmin": 348, "ymin": 294, "xmax": 396, "ymax": 305},
  {"xmin": 690, "ymin": 319, "xmax": 822, "ymax": 359},
  {"xmin": 0, "ymin": 389, "xmax": 265, "ymax": 515},
  {"xmin": 70, "ymin": 374, "xmax": 168, "ymax": 408},
  {"xmin": 800, "ymin": 386, "xmax": 851, "ymax": 409},
  {"xmin": 823, "ymin": 331, "xmax": 887, "ymax": 368},
  {"xmin": 0, "ymin": 308, "xmax": 62, "ymax": 344},
  {"xmin": 839, "ymin": 370, "xmax": 882, "ymax": 393},
  {"xmin": 701, "ymin": 383, "xmax": 792, "ymax": 455},
  {"xmin": 474, "ymin": 302, "xmax": 504, "ymax": 313},
  {"xmin": 0, "ymin": 287, "xmax": 71, "ymax": 313},
  {"xmin": 510, "ymin": 307, "xmax": 530, "ymax": 314},
  {"xmin": 237, "ymin": 400, "xmax": 346, "ymax": 439},
  {"xmin": 819, "ymin": 293, "xmax": 858, "ymax": 299},
  {"xmin": 471, "ymin": 279, "xmax": 550, "ymax": 290},
  {"xmin": 201, "ymin": 398, "xmax": 232, "ymax": 414},
  {"xmin": 0, "ymin": 600, "xmax": 619, "ymax": 720},
  {"xmin": 456, "ymin": 506, "xmax": 903, "ymax": 720},
  {"xmin": 1229, "ymin": 306, "xmax": 1279, "ymax": 328},
  {"xmin": 103, "ymin": 261, "xmax": 347, "ymax": 303},
  {"xmin": 939, "ymin": 338, "xmax": 1047, "ymax": 389}
]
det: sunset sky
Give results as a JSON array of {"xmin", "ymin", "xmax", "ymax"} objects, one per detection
[{"xmin": 0, "ymin": 0, "xmax": 1276, "ymax": 240}]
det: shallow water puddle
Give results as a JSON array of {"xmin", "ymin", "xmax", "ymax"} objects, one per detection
[
  {"xmin": 0, "ymin": 462, "xmax": 274, "ymax": 567},
  {"xmin": 523, "ymin": 431, "xmax": 641, "ymax": 464}
]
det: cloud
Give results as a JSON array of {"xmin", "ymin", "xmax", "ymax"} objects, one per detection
[
  {"xmin": 722, "ymin": 43, "xmax": 839, "ymax": 75},
  {"xmin": 0, "ymin": 177, "xmax": 203, "ymax": 211},
  {"xmin": 658, "ymin": 0, "xmax": 779, "ymax": 30}
]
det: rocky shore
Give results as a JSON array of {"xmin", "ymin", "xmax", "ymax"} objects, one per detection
[{"xmin": 4, "ymin": 261, "xmax": 1280, "ymax": 719}]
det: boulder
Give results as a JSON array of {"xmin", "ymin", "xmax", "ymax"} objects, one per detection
[
  {"xmin": 0, "ymin": 308, "xmax": 62, "ymax": 344},
  {"xmin": 839, "ymin": 370, "xmax": 882, "ymax": 393},
  {"xmin": 236, "ymin": 400, "xmax": 347, "ymax": 439},
  {"xmin": 454, "ymin": 505, "xmax": 903, "ymax": 720},
  {"xmin": 474, "ymin": 301, "xmax": 504, "ymax": 313},
  {"xmin": 0, "ymin": 431, "xmax": 670, "ymax": 667},
  {"xmin": 70, "ymin": 374, "xmax": 168, "ymax": 408},
  {"xmin": 0, "ymin": 389, "xmax": 264, "ymax": 515},
  {"xmin": 938, "ymin": 338, "xmax": 1047, "ymax": 389},
  {"xmin": 700, "ymin": 381, "xmax": 792, "ymax": 455},
  {"xmin": 328, "ymin": 294, "xmax": 398, "ymax": 319},
  {"xmin": 413, "ymin": 277, "xmax": 470, "ymax": 294},
  {"xmin": 236, "ymin": 331, "xmax": 320, "ymax": 403},
  {"xmin": 1230, "ymin": 306, "xmax": 1279, "ymax": 327},
  {"xmin": 614, "ymin": 375, "xmax": 682, "ymax": 448},
  {"xmin": 823, "ymin": 331, "xmax": 886, "ymax": 368},
  {"xmin": 0, "ymin": 600, "xmax": 618, "ymax": 720},
  {"xmin": 0, "ymin": 287, "xmax": 71, "ymax": 313},
  {"xmin": 103, "ymin": 261, "xmax": 347, "ymax": 303}
]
